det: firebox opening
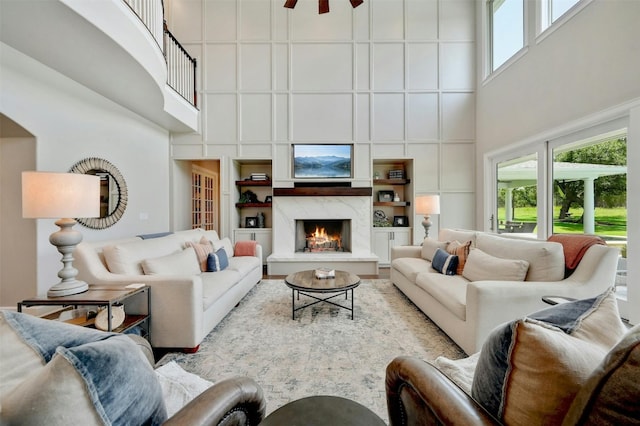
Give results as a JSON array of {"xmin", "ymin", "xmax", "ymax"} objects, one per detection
[{"xmin": 295, "ymin": 219, "xmax": 351, "ymax": 253}]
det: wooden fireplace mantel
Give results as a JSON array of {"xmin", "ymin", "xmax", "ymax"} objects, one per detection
[{"xmin": 273, "ymin": 187, "xmax": 372, "ymax": 197}]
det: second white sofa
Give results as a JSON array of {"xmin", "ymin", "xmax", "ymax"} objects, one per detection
[
  {"xmin": 75, "ymin": 228, "xmax": 262, "ymax": 351},
  {"xmin": 390, "ymin": 229, "xmax": 620, "ymax": 355}
]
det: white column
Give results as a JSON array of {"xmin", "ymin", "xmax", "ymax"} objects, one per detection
[
  {"xmin": 583, "ymin": 178, "xmax": 595, "ymax": 234},
  {"xmin": 505, "ymin": 188, "xmax": 514, "ymax": 222}
]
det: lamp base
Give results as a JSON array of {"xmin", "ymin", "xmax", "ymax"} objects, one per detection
[
  {"xmin": 47, "ymin": 217, "xmax": 87, "ymax": 298},
  {"xmin": 421, "ymin": 215, "xmax": 433, "ymax": 239},
  {"xmin": 47, "ymin": 279, "xmax": 89, "ymax": 297}
]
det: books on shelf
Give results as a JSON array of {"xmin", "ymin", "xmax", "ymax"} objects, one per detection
[
  {"xmin": 388, "ymin": 169, "xmax": 404, "ymax": 179},
  {"xmin": 250, "ymin": 172, "xmax": 269, "ymax": 181},
  {"xmin": 314, "ymin": 268, "xmax": 335, "ymax": 279}
]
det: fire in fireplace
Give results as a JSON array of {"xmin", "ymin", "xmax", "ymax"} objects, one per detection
[{"xmin": 295, "ymin": 219, "xmax": 351, "ymax": 253}]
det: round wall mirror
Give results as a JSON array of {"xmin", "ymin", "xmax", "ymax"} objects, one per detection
[{"xmin": 69, "ymin": 157, "xmax": 128, "ymax": 229}]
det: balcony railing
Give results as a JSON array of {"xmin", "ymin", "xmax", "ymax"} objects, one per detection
[
  {"xmin": 123, "ymin": 0, "xmax": 197, "ymax": 107},
  {"xmin": 164, "ymin": 26, "xmax": 197, "ymax": 106}
]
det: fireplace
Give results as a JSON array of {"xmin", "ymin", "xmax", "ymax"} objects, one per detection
[
  {"xmin": 268, "ymin": 194, "xmax": 378, "ymax": 275},
  {"xmin": 295, "ymin": 219, "xmax": 351, "ymax": 253}
]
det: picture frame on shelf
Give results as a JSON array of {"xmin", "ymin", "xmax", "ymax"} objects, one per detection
[
  {"xmin": 378, "ymin": 190, "xmax": 394, "ymax": 202},
  {"xmin": 245, "ymin": 217, "xmax": 258, "ymax": 228},
  {"xmin": 393, "ymin": 216, "xmax": 409, "ymax": 227},
  {"xmin": 264, "ymin": 195, "xmax": 272, "ymax": 203}
]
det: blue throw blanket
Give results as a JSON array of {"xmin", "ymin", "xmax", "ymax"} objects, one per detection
[{"xmin": 3, "ymin": 311, "xmax": 167, "ymax": 425}]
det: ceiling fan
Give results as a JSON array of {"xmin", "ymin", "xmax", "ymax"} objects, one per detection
[{"xmin": 284, "ymin": 0, "xmax": 364, "ymax": 14}]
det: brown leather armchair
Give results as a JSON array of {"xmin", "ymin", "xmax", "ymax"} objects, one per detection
[
  {"xmin": 163, "ymin": 376, "xmax": 265, "ymax": 426},
  {"xmin": 386, "ymin": 323, "xmax": 640, "ymax": 426},
  {"xmin": 385, "ymin": 356, "xmax": 497, "ymax": 426}
]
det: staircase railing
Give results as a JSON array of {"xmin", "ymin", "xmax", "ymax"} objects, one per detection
[{"xmin": 123, "ymin": 0, "xmax": 197, "ymax": 107}]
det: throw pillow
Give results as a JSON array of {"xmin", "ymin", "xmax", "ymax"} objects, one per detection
[
  {"xmin": 421, "ymin": 238, "xmax": 448, "ymax": 262},
  {"xmin": 0, "ymin": 311, "xmax": 167, "ymax": 425},
  {"xmin": 211, "ymin": 237, "xmax": 235, "ymax": 258},
  {"xmin": 155, "ymin": 361, "xmax": 213, "ymax": 418},
  {"xmin": 235, "ymin": 240, "xmax": 257, "ymax": 257},
  {"xmin": 562, "ymin": 323, "xmax": 640, "ymax": 425},
  {"xmin": 141, "ymin": 247, "xmax": 201, "ymax": 276},
  {"xmin": 431, "ymin": 248, "xmax": 458, "ymax": 276},
  {"xmin": 446, "ymin": 240, "xmax": 472, "ymax": 275},
  {"xmin": 207, "ymin": 248, "xmax": 229, "ymax": 272},
  {"xmin": 462, "ymin": 248, "xmax": 530, "ymax": 282},
  {"xmin": 471, "ymin": 289, "xmax": 626, "ymax": 425},
  {"xmin": 184, "ymin": 237, "xmax": 214, "ymax": 272}
]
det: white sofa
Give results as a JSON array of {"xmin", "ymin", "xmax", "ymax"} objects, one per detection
[
  {"xmin": 390, "ymin": 229, "xmax": 620, "ymax": 355},
  {"xmin": 75, "ymin": 229, "xmax": 262, "ymax": 350}
]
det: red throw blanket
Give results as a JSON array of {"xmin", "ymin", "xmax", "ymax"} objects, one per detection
[
  {"xmin": 234, "ymin": 240, "xmax": 257, "ymax": 256},
  {"xmin": 547, "ymin": 234, "xmax": 606, "ymax": 271}
]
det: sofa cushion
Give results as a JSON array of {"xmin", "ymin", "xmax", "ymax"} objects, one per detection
[
  {"xmin": 431, "ymin": 248, "xmax": 458, "ymax": 275},
  {"xmin": 446, "ymin": 240, "xmax": 472, "ymax": 275},
  {"xmin": 438, "ymin": 229, "xmax": 477, "ymax": 247},
  {"xmin": 141, "ymin": 247, "xmax": 201, "ymax": 276},
  {"xmin": 471, "ymin": 289, "xmax": 626, "ymax": 425},
  {"xmin": 421, "ymin": 238, "xmax": 448, "ymax": 261},
  {"xmin": 0, "ymin": 311, "xmax": 166, "ymax": 425},
  {"xmin": 211, "ymin": 237, "xmax": 235, "ymax": 258},
  {"xmin": 184, "ymin": 237, "xmax": 214, "ymax": 272},
  {"xmin": 462, "ymin": 248, "xmax": 529, "ymax": 282},
  {"xmin": 476, "ymin": 233, "xmax": 564, "ymax": 281},
  {"xmin": 415, "ymin": 273, "xmax": 468, "ymax": 321},
  {"xmin": 228, "ymin": 255, "xmax": 261, "ymax": 279},
  {"xmin": 391, "ymin": 257, "xmax": 437, "ymax": 283},
  {"xmin": 103, "ymin": 236, "xmax": 184, "ymax": 275},
  {"xmin": 562, "ymin": 323, "xmax": 640, "ymax": 425},
  {"xmin": 201, "ymin": 270, "xmax": 242, "ymax": 310}
]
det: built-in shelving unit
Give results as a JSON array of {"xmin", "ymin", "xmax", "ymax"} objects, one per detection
[
  {"xmin": 372, "ymin": 159, "xmax": 414, "ymax": 266},
  {"xmin": 232, "ymin": 159, "xmax": 273, "ymax": 264}
]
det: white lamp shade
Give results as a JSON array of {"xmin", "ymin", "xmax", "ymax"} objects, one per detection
[
  {"xmin": 415, "ymin": 195, "xmax": 440, "ymax": 215},
  {"xmin": 22, "ymin": 172, "xmax": 101, "ymax": 219}
]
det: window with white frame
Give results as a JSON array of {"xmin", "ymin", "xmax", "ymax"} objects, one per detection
[
  {"xmin": 490, "ymin": 124, "xmax": 628, "ymax": 299},
  {"xmin": 540, "ymin": 0, "xmax": 583, "ymax": 33},
  {"xmin": 488, "ymin": 0, "xmax": 525, "ymax": 72}
]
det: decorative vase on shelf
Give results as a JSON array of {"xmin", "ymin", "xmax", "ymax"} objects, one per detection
[
  {"xmin": 257, "ymin": 211, "xmax": 265, "ymax": 228},
  {"xmin": 393, "ymin": 192, "xmax": 400, "ymax": 202}
]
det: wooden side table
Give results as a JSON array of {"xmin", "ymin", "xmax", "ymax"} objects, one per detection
[{"xmin": 18, "ymin": 284, "xmax": 150, "ymax": 341}]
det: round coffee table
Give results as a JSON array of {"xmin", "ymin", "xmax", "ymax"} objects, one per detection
[
  {"xmin": 260, "ymin": 395, "xmax": 385, "ymax": 426},
  {"xmin": 284, "ymin": 270, "xmax": 361, "ymax": 320}
]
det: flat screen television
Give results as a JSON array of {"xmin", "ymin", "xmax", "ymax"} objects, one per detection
[{"xmin": 292, "ymin": 144, "xmax": 353, "ymax": 179}]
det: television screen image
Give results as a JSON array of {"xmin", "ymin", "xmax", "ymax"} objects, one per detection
[{"xmin": 292, "ymin": 144, "xmax": 353, "ymax": 179}]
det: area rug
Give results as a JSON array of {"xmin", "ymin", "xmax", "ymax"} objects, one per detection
[{"xmin": 158, "ymin": 279, "xmax": 466, "ymax": 423}]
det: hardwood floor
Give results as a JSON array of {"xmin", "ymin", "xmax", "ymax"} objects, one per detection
[{"xmin": 263, "ymin": 267, "xmax": 390, "ymax": 280}]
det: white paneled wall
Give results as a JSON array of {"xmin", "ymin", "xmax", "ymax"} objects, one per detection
[{"xmin": 169, "ymin": 0, "xmax": 477, "ymax": 237}]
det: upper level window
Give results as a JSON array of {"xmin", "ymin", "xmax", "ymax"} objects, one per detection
[
  {"xmin": 540, "ymin": 0, "xmax": 583, "ymax": 33},
  {"xmin": 489, "ymin": 0, "xmax": 524, "ymax": 72}
]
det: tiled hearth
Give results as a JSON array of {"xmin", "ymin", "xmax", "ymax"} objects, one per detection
[{"xmin": 267, "ymin": 190, "xmax": 379, "ymax": 275}]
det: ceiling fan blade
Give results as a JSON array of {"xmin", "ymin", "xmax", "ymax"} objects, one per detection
[
  {"xmin": 284, "ymin": 0, "xmax": 298, "ymax": 9},
  {"xmin": 350, "ymin": 0, "xmax": 364, "ymax": 7},
  {"xmin": 319, "ymin": 0, "xmax": 329, "ymax": 14}
]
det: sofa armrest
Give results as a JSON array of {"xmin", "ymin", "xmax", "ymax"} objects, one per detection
[
  {"xmin": 163, "ymin": 376, "xmax": 266, "ymax": 426},
  {"xmin": 84, "ymin": 273, "xmax": 204, "ymax": 348},
  {"xmin": 391, "ymin": 245, "xmax": 422, "ymax": 261},
  {"xmin": 386, "ymin": 356, "xmax": 497, "ymax": 426}
]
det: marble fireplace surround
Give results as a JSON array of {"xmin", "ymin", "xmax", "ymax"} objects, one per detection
[{"xmin": 266, "ymin": 186, "xmax": 379, "ymax": 275}]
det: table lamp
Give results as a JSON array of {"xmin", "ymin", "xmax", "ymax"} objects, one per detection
[
  {"xmin": 22, "ymin": 171, "xmax": 100, "ymax": 297},
  {"xmin": 415, "ymin": 195, "xmax": 440, "ymax": 239}
]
